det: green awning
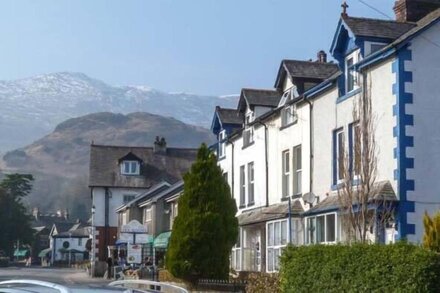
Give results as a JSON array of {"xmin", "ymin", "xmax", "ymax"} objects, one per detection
[
  {"xmin": 38, "ymin": 248, "xmax": 52, "ymax": 258},
  {"xmin": 153, "ymin": 231, "xmax": 171, "ymax": 249},
  {"xmin": 13, "ymin": 249, "xmax": 28, "ymax": 257}
]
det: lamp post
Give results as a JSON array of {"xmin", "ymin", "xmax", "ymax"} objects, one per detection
[{"xmin": 91, "ymin": 205, "xmax": 96, "ymax": 277}]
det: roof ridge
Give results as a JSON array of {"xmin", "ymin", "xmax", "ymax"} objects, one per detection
[
  {"xmin": 242, "ymin": 87, "xmax": 280, "ymax": 92},
  {"xmin": 344, "ymin": 15, "xmax": 416, "ymax": 25},
  {"xmin": 282, "ymin": 59, "xmax": 338, "ymax": 66},
  {"xmin": 90, "ymin": 144, "xmax": 197, "ymax": 151}
]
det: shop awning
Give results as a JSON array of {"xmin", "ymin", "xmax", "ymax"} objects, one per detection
[
  {"xmin": 153, "ymin": 231, "xmax": 171, "ymax": 249},
  {"xmin": 13, "ymin": 249, "xmax": 28, "ymax": 257},
  {"xmin": 38, "ymin": 248, "xmax": 52, "ymax": 258}
]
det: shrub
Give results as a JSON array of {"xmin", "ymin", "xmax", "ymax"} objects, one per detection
[
  {"xmin": 423, "ymin": 211, "xmax": 440, "ymax": 252},
  {"xmin": 246, "ymin": 273, "xmax": 280, "ymax": 293},
  {"xmin": 280, "ymin": 242, "xmax": 440, "ymax": 293}
]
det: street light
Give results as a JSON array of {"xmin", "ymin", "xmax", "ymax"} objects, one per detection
[{"xmin": 91, "ymin": 205, "xmax": 96, "ymax": 277}]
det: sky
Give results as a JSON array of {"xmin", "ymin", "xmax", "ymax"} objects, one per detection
[{"xmin": 0, "ymin": 0, "xmax": 395, "ymax": 96}]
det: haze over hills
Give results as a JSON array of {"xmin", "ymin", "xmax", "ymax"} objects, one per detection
[
  {"xmin": 0, "ymin": 111, "xmax": 214, "ymax": 220},
  {"xmin": 0, "ymin": 72, "xmax": 237, "ymax": 151}
]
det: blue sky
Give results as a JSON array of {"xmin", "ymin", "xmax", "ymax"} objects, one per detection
[{"xmin": 0, "ymin": 0, "xmax": 394, "ymax": 95}]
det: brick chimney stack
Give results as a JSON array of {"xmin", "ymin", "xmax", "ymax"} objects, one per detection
[
  {"xmin": 153, "ymin": 136, "xmax": 167, "ymax": 154},
  {"xmin": 317, "ymin": 50, "xmax": 327, "ymax": 63},
  {"xmin": 394, "ymin": 0, "xmax": 440, "ymax": 22}
]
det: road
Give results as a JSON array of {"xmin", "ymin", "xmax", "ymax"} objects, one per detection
[{"xmin": 0, "ymin": 266, "xmax": 110, "ymax": 287}]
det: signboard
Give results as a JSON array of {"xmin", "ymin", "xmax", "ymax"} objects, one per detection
[
  {"xmin": 127, "ymin": 244, "xmax": 142, "ymax": 264},
  {"xmin": 121, "ymin": 220, "xmax": 147, "ymax": 233}
]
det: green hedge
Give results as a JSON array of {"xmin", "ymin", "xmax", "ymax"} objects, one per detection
[{"xmin": 280, "ymin": 242, "xmax": 440, "ymax": 293}]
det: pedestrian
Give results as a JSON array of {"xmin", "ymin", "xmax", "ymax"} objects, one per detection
[{"xmin": 106, "ymin": 257, "xmax": 113, "ymax": 279}]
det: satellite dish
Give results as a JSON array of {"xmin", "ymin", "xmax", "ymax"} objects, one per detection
[{"xmin": 302, "ymin": 192, "xmax": 316, "ymax": 205}]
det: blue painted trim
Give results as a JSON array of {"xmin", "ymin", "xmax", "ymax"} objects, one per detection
[
  {"xmin": 392, "ymin": 46, "xmax": 416, "ymax": 239},
  {"xmin": 332, "ymin": 129, "xmax": 338, "ymax": 186},
  {"xmin": 336, "ymin": 88, "xmax": 362, "ymax": 104}
]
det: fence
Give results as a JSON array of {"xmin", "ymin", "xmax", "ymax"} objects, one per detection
[{"xmin": 197, "ymin": 278, "xmax": 247, "ymax": 292}]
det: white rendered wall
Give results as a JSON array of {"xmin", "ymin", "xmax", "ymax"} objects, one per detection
[
  {"xmin": 92, "ymin": 187, "xmax": 144, "ymax": 227},
  {"xmin": 405, "ymin": 22, "xmax": 440, "ymax": 242},
  {"xmin": 52, "ymin": 236, "xmax": 89, "ymax": 261}
]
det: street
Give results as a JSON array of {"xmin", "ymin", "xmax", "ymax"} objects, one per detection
[{"xmin": 0, "ymin": 266, "xmax": 110, "ymax": 287}]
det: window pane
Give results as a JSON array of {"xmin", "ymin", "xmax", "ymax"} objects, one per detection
[
  {"xmin": 274, "ymin": 248, "xmax": 280, "ymax": 271},
  {"xmin": 354, "ymin": 124, "xmax": 361, "ymax": 175},
  {"xmin": 293, "ymin": 145, "xmax": 302, "ymax": 195},
  {"xmin": 282, "ymin": 151, "xmax": 290, "ymax": 197},
  {"xmin": 316, "ymin": 216, "xmax": 325, "ymax": 243},
  {"xmin": 240, "ymin": 166, "xmax": 245, "ymax": 206},
  {"xmin": 124, "ymin": 162, "xmax": 130, "ymax": 173},
  {"xmin": 307, "ymin": 217, "xmax": 315, "ymax": 244},
  {"xmin": 131, "ymin": 162, "xmax": 137, "ymax": 173},
  {"xmin": 248, "ymin": 162, "xmax": 254, "ymax": 204},
  {"xmin": 326, "ymin": 214, "xmax": 336, "ymax": 242},
  {"xmin": 281, "ymin": 220, "xmax": 287, "ymax": 245},
  {"xmin": 268, "ymin": 223, "xmax": 274, "ymax": 246},
  {"xmin": 267, "ymin": 248, "xmax": 274, "ymax": 272},
  {"xmin": 338, "ymin": 131, "xmax": 345, "ymax": 180},
  {"xmin": 274, "ymin": 222, "xmax": 281, "ymax": 246},
  {"xmin": 346, "ymin": 58, "xmax": 354, "ymax": 92}
]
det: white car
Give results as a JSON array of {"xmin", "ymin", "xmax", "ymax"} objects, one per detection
[{"xmin": 0, "ymin": 279, "xmax": 188, "ymax": 293}]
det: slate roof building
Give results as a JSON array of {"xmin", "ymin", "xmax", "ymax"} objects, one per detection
[
  {"xmin": 89, "ymin": 137, "xmax": 197, "ymax": 261},
  {"xmin": 211, "ymin": 0, "xmax": 440, "ymax": 273}
]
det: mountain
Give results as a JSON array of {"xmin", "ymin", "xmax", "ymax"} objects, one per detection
[
  {"xmin": 0, "ymin": 112, "xmax": 214, "ymax": 219},
  {"xmin": 0, "ymin": 72, "xmax": 237, "ymax": 151}
]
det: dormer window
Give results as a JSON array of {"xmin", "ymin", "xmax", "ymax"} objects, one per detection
[
  {"xmin": 218, "ymin": 130, "xmax": 226, "ymax": 158},
  {"xmin": 345, "ymin": 50, "xmax": 360, "ymax": 94},
  {"xmin": 121, "ymin": 160, "xmax": 140, "ymax": 175}
]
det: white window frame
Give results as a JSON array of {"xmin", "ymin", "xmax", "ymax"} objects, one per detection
[
  {"xmin": 305, "ymin": 212, "xmax": 337, "ymax": 245},
  {"xmin": 344, "ymin": 50, "xmax": 360, "ymax": 94},
  {"xmin": 144, "ymin": 207, "xmax": 152, "ymax": 223},
  {"xmin": 231, "ymin": 228, "xmax": 242, "ymax": 271},
  {"xmin": 336, "ymin": 129, "xmax": 345, "ymax": 182},
  {"xmin": 243, "ymin": 113, "xmax": 254, "ymax": 147},
  {"xmin": 281, "ymin": 105, "xmax": 297, "ymax": 127},
  {"xmin": 247, "ymin": 162, "xmax": 254, "ymax": 205},
  {"xmin": 266, "ymin": 219, "xmax": 288, "ymax": 273},
  {"xmin": 218, "ymin": 129, "xmax": 226, "ymax": 158},
  {"xmin": 293, "ymin": 145, "xmax": 302, "ymax": 195},
  {"xmin": 121, "ymin": 160, "xmax": 140, "ymax": 175},
  {"xmin": 239, "ymin": 165, "xmax": 246, "ymax": 207},
  {"xmin": 282, "ymin": 150, "xmax": 290, "ymax": 198}
]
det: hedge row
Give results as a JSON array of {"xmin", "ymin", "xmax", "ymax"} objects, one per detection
[{"xmin": 280, "ymin": 242, "xmax": 440, "ymax": 293}]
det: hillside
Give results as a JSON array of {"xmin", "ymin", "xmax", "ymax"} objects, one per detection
[
  {"xmin": 0, "ymin": 72, "xmax": 237, "ymax": 151},
  {"xmin": 0, "ymin": 112, "xmax": 214, "ymax": 219}
]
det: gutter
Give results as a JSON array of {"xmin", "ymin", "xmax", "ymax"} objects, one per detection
[{"xmin": 254, "ymin": 121, "xmax": 269, "ymax": 207}]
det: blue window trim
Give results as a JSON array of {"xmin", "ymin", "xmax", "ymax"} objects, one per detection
[
  {"xmin": 332, "ymin": 127, "xmax": 343, "ymax": 186},
  {"xmin": 336, "ymin": 88, "xmax": 362, "ymax": 104},
  {"xmin": 392, "ymin": 46, "xmax": 415, "ymax": 239}
]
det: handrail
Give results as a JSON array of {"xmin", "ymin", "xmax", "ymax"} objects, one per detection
[
  {"xmin": 109, "ymin": 279, "xmax": 188, "ymax": 293},
  {"xmin": 0, "ymin": 279, "xmax": 72, "ymax": 293}
]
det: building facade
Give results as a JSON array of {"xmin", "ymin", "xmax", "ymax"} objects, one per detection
[{"xmin": 211, "ymin": 0, "xmax": 440, "ymax": 273}]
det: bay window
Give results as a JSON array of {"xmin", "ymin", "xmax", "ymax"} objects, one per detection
[
  {"xmin": 306, "ymin": 213, "xmax": 337, "ymax": 244},
  {"xmin": 267, "ymin": 219, "xmax": 288, "ymax": 272}
]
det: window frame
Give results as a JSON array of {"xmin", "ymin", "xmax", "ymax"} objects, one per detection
[
  {"xmin": 266, "ymin": 219, "xmax": 289, "ymax": 273},
  {"xmin": 247, "ymin": 162, "xmax": 254, "ymax": 205},
  {"xmin": 352, "ymin": 122, "xmax": 361, "ymax": 177},
  {"xmin": 218, "ymin": 129, "xmax": 226, "ymax": 158},
  {"xmin": 305, "ymin": 212, "xmax": 337, "ymax": 245},
  {"xmin": 281, "ymin": 105, "xmax": 297, "ymax": 127},
  {"xmin": 336, "ymin": 129, "xmax": 345, "ymax": 182},
  {"xmin": 121, "ymin": 160, "xmax": 140, "ymax": 175},
  {"xmin": 144, "ymin": 207, "xmax": 152, "ymax": 222},
  {"xmin": 292, "ymin": 145, "xmax": 302, "ymax": 195},
  {"xmin": 282, "ymin": 150, "xmax": 291, "ymax": 198},
  {"xmin": 239, "ymin": 165, "xmax": 246, "ymax": 207}
]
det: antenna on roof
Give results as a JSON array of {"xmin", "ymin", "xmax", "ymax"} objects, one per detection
[{"xmin": 341, "ymin": 1, "xmax": 349, "ymax": 17}]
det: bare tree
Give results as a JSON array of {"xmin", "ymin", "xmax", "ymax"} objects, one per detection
[{"xmin": 337, "ymin": 73, "xmax": 394, "ymax": 243}]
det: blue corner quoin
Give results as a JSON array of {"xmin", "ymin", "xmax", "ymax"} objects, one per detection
[{"xmin": 392, "ymin": 45, "xmax": 415, "ymax": 239}]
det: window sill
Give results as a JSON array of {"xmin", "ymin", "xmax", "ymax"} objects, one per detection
[
  {"xmin": 242, "ymin": 141, "xmax": 255, "ymax": 150},
  {"xmin": 279, "ymin": 121, "xmax": 297, "ymax": 131},
  {"xmin": 336, "ymin": 88, "xmax": 361, "ymax": 104},
  {"xmin": 239, "ymin": 204, "xmax": 246, "ymax": 209}
]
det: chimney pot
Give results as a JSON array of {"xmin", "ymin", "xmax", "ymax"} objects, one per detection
[
  {"xmin": 394, "ymin": 0, "xmax": 440, "ymax": 22},
  {"xmin": 317, "ymin": 50, "xmax": 327, "ymax": 63}
]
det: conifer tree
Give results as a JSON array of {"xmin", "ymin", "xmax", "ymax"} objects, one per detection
[
  {"xmin": 423, "ymin": 211, "xmax": 440, "ymax": 252},
  {"xmin": 166, "ymin": 144, "xmax": 238, "ymax": 283}
]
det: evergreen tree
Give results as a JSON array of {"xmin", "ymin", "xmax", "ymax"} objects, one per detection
[
  {"xmin": 166, "ymin": 144, "xmax": 238, "ymax": 283},
  {"xmin": 423, "ymin": 211, "xmax": 440, "ymax": 252},
  {"xmin": 0, "ymin": 174, "xmax": 35, "ymax": 257}
]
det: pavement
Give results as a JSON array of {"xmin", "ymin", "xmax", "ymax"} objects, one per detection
[{"xmin": 0, "ymin": 266, "xmax": 111, "ymax": 287}]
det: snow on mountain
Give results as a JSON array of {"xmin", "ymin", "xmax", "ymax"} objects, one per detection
[{"xmin": 0, "ymin": 72, "xmax": 238, "ymax": 151}]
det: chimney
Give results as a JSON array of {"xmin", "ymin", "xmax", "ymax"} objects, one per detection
[
  {"xmin": 63, "ymin": 209, "xmax": 69, "ymax": 220},
  {"xmin": 317, "ymin": 50, "xmax": 327, "ymax": 63},
  {"xmin": 394, "ymin": 0, "xmax": 440, "ymax": 22},
  {"xmin": 153, "ymin": 136, "xmax": 167, "ymax": 154}
]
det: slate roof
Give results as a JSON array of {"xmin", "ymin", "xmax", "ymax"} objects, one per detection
[
  {"xmin": 215, "ymin": 107, "xmax": 243, "ymax": 125},
  {"xmin": 343, "ymin": 16, "xmax": 416, "ymax": 40},
  {"xmin": 304, "ymin": 181, "xmax": 397, "ymax": 215},
  {"xmin": 238, "ymin": 88, "xmax": 282, "ymax": 111},
  {"xmin": 89, "ymin": 144, "xmax": 197, "ymax": 188},
  {"xmin": 237, "ymin": 201, "xmax": 304, "ymax": 226},
  {"xmin": 138, "ymin": 180, "xmax": 184, "ymax": 207},
  {"xmin": 281, "ymin": 60, "xmax": 340, "ymax": 80}
]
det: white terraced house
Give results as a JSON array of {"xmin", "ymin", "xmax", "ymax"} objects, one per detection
[{"xmin": 211, "ymin": 0, "xmax": 440, "ymax": 273}]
